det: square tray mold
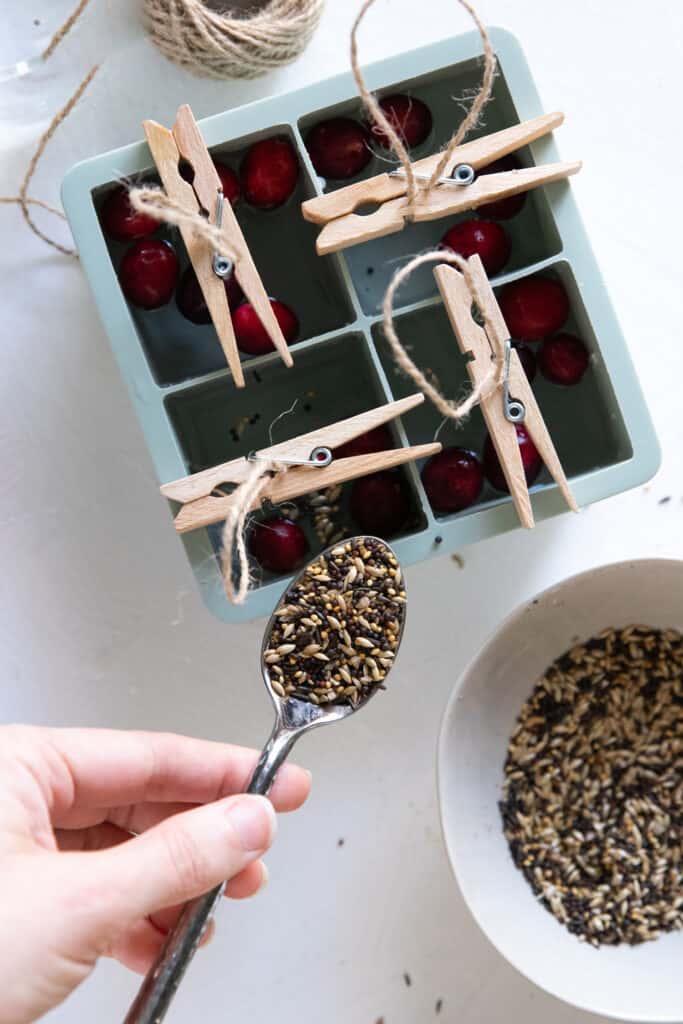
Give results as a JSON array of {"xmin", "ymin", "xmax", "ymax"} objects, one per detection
[{"xmin": 62, "ymin": 28, "xmax": 660, "ymax": 623}]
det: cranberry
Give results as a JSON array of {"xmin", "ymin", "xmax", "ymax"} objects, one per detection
[
  {"xmin": 214, "ymin": 162, "xmax": 241, "ymax": 206},
  {"xmin": 483, "ymin": 424, "xmax": 542, "ymax": 492},
  {"xmin": 513, "ymin": 343, "xmax": 537, "ymax": 382},
  {"xmin": 370, "ymin": 94, "xmax": 432, "ymax": 149},
  {"xmin": 539, "ymin": 332, "xmax": 589, "ymax": 386},
  {"xmin": 100, "ymin": 186, "xmax": 158, "ymax": 242},
  {"xmin": 422, "ymin": 447, "xmax": 483, "ymax": 514},
  {"xmin": 334, "ymin": 425, "xmax": 392, "ymax": 460},
  {"xmin": 240, "ymin": 138, "xmax": 299, "ymax": 210},
  {"xmin": 499, "ymin": 276, "xmax": 570, "ymax": 341},
  {"xmin": 306, "ymin": 118, "xmax": 372, "ymax": 180},
  {"xmin": 250, "ymin": 517, "xmax": 309, "ymax": 574},
  {"xmin": 441, "ymin": 219, "xmax": 511, "ymax": 276},
  {"xmin": 175, "ymin": 266, "xmax": 243, "ymax": 325},
  {"xmin": 119, "ymin": 239, "xmax": 179, "ymax": 310},
  {"xmin": 350, "ymin": 472, "xmax": 409, "ymax": 537},
  {"xmin": 478, "ymin": 155, "xmax": 527, "ymax": 220},
  {"xmin": 232, "ymin": 299, "xmax": 299, "ymax": 356}
]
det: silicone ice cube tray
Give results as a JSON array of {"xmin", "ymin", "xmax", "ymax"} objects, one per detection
[{"xmin": 62, "ymin": 28, "xmax": 660, "ymax": 623}]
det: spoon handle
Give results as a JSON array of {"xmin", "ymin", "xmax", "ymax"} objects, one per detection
[{"xmin": 123, "ymin": 725, "xmax": 298, "ymax": 1024}]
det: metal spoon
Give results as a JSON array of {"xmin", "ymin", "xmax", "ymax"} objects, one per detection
[{"xmin": 124, "ymin": 536, "xmax": 406, "ymax": 1024}]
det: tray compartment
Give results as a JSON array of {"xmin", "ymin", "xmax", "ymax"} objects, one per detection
[
  {"xmin": 371, "ymin": 261, "xmax": 633, "ymax": 520},
  {"xmin": 299, "ymin": 59, "xmax": 562, "ymax": 315},
  {"xmin": 165, "ymin": 332, "xmax": 426, "ymax": 588},
  {"xmin": 93, "ymin": 125, "xmax": 355, "ymax": 387}
]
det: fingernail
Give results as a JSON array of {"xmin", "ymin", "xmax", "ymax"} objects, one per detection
[
  {"xmin": 257, "ymin": 862, "xmax": 270, "ymax": 893},
  {"xmin": 226, "ymin": 796, "xmax": 276, "ymax": 853}
]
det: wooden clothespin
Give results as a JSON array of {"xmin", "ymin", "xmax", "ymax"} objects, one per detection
[
  {"xmin": 161, "ymin": 393, "xmax": 440, "ymax": 533},
  {"xmin": 143, "ymin": 105, "xmax": 293, "ymax": 388},
  {"xmin": 435, "ymin": 254, "xmax": 578, "ymax": 528},
  {"xmin": 302, "ymin": 112, "xmax": 581, "ymax": 255}
]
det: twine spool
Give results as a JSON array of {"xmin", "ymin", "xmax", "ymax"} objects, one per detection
[{"xmin": 141, "ymin": 0, "xmax": 325, "ymax": 80}]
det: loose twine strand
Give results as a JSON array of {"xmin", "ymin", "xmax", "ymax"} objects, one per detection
[
  {"xmin": 129, "ymin": 187, "xmax": 238, "ymax": 260},
  {"xmin": 0, "ymin": 0, "xmax": 98, "ymax": 256},
  {"xmin": 141, "ymin": 0, "xmax": 325, "ymax": 81}
]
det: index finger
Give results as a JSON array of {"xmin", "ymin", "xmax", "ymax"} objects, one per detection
[{"xmin": 15, "ymin": 727, "xmax": 311, "ymax": 817}]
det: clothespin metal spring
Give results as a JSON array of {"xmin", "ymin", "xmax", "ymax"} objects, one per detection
[
  {"xmin": 502, "ymin": 339, "xmax": 526, "ymax": 423},
  {"xmin": 212, "ymin": 189, "xmax": 234, "ymax": 280},
  {"xmin": 389, "ymin": 162, "xmax": 476, "ymax": 189},
  {"xmin": 247, "ymin": 446, "xmax": 334, "ymax": 469}
]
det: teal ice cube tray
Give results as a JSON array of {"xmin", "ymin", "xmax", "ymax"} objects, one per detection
[{"xmin": 62, "ymin": 28, "xmax": 659, "ymax": 623}]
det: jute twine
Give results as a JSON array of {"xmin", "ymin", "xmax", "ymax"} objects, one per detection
[
  {"xmin": 141, "ymin": 0, "xmax": 325, "ymax": 80},
  {"xmin": 353, "ymin": 0, "xmax": 501, "ymax": 422},
  {"xmin": 0, "ymin": 0, "xmax": 99, "ymax": 256}
]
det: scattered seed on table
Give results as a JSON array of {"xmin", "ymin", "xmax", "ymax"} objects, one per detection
[
  {"xmin": 500, "ymin": 624, "xmax": 683, "ymax": 947},
  {"xmin": 263, "ymin": 537, "xmax": 405, "ymax": 707}
]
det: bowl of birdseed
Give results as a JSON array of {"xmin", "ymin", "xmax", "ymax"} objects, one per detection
[{"xmin": 438, "ymin": 559, "xmax": 683, "ymax": 1021}]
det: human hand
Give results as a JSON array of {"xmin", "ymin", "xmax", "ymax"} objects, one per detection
[{"xmin": 0, "ymin": 725, "xmax": 311, "ymax": 1024}]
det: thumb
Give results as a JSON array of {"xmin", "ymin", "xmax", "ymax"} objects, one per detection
[{"xmin": 86, "ymin": 795, "xmax": 276, "ymax": 928}]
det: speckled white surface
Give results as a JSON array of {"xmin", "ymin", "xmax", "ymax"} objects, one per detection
[{"xmin": 1, "ymin": 3, "xmax": 683, "ymax": 1022}]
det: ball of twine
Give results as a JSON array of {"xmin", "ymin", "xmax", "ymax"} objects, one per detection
[{"xmin": 141, "ymin": 0, "xmax": 325, "ymax": 80}]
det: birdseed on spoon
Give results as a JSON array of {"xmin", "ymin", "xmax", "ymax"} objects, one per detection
[
  {"xmin": 263, "ymin": 537, "xmax": 405, "ymax": 707},
  {"xmin": 501, "ymin": 624, "xmax": 683, "ymax": 947}
]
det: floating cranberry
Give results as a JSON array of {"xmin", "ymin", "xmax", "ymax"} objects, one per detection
[
  {"xmin": 350, "ymin": 472, "xmax": 409, "ymax": 537},
  {"xmin": 100, "ymin": 186, "xmax": 159, "ymax": 242},
  {"xmin": 214, "ymin": 162, "xmax": 241, "ymax": 206},
  {"xmin": 500, "ymin": 276, "xmax": 570, "ymax": 341},
  {"xmin": 539, "ymin": 333, "xmax": 589, "ymax": 386},
  {"xmin": 334, "ymin": 425, "xmax": 392, "ymax": 460},
  {"xmin": 441, "ymin": 219, "xmax": 511, "ymax": 276},
  {"xmin": 478, "ymin": 155, "xmax": 527, "ymax": 220},
  {"xmin": 175, "ymin": 266, "xmax": 243, "ymax": 325},
  {"xmin": 232, "ymin": 300, "xmax": 299, "ymax": 356},
  {"xmin": 240, "ymin": 138, "xmax": 299, "ymax": 210},
  {"xmin": 513, "ymin": 343, "xmax": 537, "ymax": 382},
  {"xmin": 483, "ymin": 424, "xmax": 542, "ymax": 492},
  {"xmin": 422, "ymin": 447, "xmax": 483, "ymax": 514},
  {"xmin": 119, "ymin": 239, "xmax": 179, "ymax": 310},
  {"xmin": 306, "ymin": 118, "xmax": 372, "ymax": 180},
  {"xmin": 250, "ymin": 517, "xmax": 309, "ymax": 574},
  {"xmin": 370, "ymin": 94, "xmax": 432, "ymax": 149}
]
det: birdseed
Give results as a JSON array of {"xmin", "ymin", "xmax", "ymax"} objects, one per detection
[
  {"xmin": 264, "ymin": 537, "xmax": 405, "ymax": 707},
  {"xmin": 500, "ymin": 625, "xmax": 683, "ymax": 947}
]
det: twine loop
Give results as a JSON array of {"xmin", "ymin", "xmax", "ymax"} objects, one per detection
[
  {"xmin": 351, "ymin": 0, "xmax": 496, "ymax": 215},
  {"xmin": 129, "ymin": 187, "xmax": 240, "ymax": 265}
]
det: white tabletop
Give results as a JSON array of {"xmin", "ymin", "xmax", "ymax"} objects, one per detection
[{"xmin": 2, "ymin": 2, "xmax": 682, "ymax": 1022}]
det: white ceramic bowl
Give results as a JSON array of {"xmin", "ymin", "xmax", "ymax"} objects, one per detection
[{"xmin": 438, "ymin": 558, "xmax": 683, "ymax": 1022}]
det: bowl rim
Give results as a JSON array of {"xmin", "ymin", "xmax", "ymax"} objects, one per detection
[{"xmin": 436, "ymin": 555, "xmax": 683, "ymax": 1023}]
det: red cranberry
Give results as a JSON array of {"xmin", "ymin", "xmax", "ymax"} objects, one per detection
[
  {"xmin": 499, "ymin": 276, "xmax": 570, "ymax": 341},
  {"xmin": 513, "ymin": 343, "xmax": 537, "ymax": 382},
  {"xmin": 306, "ymin": 118, "xmax": 372, "ymax": 180},
  {"xmin": 250, "ymin": 517, "xmax": 308, "ymax": 574},
  {"xmin": 175, "ymin": 266, "xmax": 243, "ymax": 325},
  {"xmin": 483, "ymin": 424, "xmax": 542, "ymax": 492},
  {"xmin": 214, "ymin": 162, "xmax": 241, "ymax": 206},
  {"xmin": 119, "ymin": 239, "xmax": 179, "ymax": 310},
  {"xmin": 334, "ymin": 425, "xmax": 392, "ymax": 460},
  {"xmin": 478, "ymin": 155, "xmax": 527, "ymax": 220},
  {"xmin": 100, "ymin": 186, "xmax": 158, "ymax": 242},
  {"xmin": 233, "ymin": 300, "xmax": 299, "ymax": 356},
  {"xmin": 370, "ymin": 94, "xmax": 432, "ymax": 149},
  {"xmin": 422, "ymin": 447, "xmax": 483, "ymax": 514},
  {"xmin": 240, "ymin": 138, "xmax": 299, "ymax": 210},
  {"xmin": 350, "ymin": 472, "xmax": 409, "ymax": 537},
  {"xmin": 441, "ymin": 219, "xmax": 511, "ymax": 276},
  {"xmin": 539, "ymin": 332, "xmax": 589, "ymax": 385}
]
